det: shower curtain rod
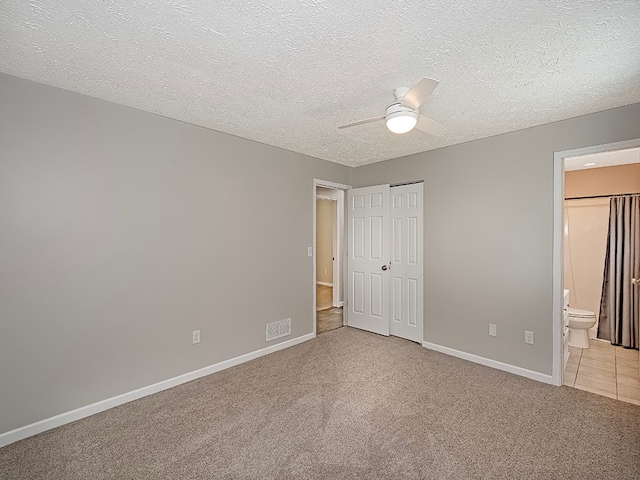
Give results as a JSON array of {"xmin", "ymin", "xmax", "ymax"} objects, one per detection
[{"xmin": 565, "ymin": 192, "xmax": 640, "ymax": 201}]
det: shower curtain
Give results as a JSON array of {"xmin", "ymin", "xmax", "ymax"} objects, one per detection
[{"xmin": 598, "ymin": 195, "xmax": 639, "ymax": 349}]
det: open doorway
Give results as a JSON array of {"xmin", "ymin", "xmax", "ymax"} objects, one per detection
[
  {"xmin": 553, "ymin": 140, "xmax": 640, "ymax": 404},
  {"xmin": 313, "ymin": 180, "xmax": 349, "ymax": 335}
]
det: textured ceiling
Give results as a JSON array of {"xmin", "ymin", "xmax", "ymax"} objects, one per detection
[{"xmin": 1, "ymin": 1, "xmax": 639, "ymax": 167}]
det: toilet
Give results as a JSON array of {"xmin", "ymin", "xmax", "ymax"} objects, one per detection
[{"xmin": 567, "ymin": 307, "xmax": 597, "ymax": 348}]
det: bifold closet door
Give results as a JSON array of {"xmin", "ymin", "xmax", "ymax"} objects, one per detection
[
  {"xmin": 347, "ymin": 183, "xmax": 424, "ymax": 342},
  {"xmin": 389, "ymin": 183, "xmax": 424, "ymax": 343},
  {"xmin": 347, "ymin": 185, "xmax": 391, "ymax": 336}
]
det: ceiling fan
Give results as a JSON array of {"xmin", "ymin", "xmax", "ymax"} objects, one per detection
[{"xmin": 338, "ymin": 77, "xmax": 446, "ymax": 136}]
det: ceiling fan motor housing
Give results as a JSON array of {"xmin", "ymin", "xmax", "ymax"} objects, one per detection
[{"xmin": 385, "ymin": 103, "xmax": 418, "ymax": 119}]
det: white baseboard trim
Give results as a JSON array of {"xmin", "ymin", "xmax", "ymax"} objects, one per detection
[
  {"xmin": 337, "ymin": 301, "xmax": 344, "ymax": 308},
  {"xmin": 316, "ymin": 281, "xmax": 333, "ymax": 287},
  {"xmin": 422, "ymin": 341, "xmax": 554, "ymax": 385},
  {"xmin": 0, "ymin": 333, "xmax": 315, "ymax": 448}
]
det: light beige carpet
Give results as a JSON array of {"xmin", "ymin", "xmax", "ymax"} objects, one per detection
[{"xmin": 2, "ymin": 327, "xmax": 639, "ymax": 479}]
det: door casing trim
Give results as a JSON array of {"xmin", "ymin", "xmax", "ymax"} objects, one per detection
[
  {"xmin": 552, "ymin": 138, "xmax": 640, "ymax": 386},
  {"xmin": 313, "ymin": 179, "xmax": 351, "ymax": 335}
]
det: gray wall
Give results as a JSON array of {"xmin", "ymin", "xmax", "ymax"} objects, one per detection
[
  {"xmin": 351, "ymin": 103, "xmax": 640, "ymax": 375},
  {"xmin": 2, "ymin": 69, "xmax": 639, "ymax": 436},
  {"xmin": 0, "ymin": 73, "xmax": 350, "ymax": 435}
]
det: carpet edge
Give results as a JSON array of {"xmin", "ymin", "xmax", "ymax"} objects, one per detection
[
  {"xmin": 422, "ymin": 341, "xmax": 557, "ymax": 385},
  {"xmin": 0, "ymin": 332, "xmax": 315, "ymax": 448}
]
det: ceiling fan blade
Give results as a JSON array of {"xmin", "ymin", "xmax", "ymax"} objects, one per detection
[
  {"xmin": 415, "ymin": 115, "xmax": 447, "ymax": 137},
  {"xmin": 401, "ymin": 78, "xmax": 439, "ymax": 110},
  {"xmin": 338, "ymin": 116, "xmax": 385, "ymax": 129}
]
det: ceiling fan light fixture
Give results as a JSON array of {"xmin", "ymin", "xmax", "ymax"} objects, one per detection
[
  {"xmin": 385, "ymin": 106, "xmax": 418, "ymax": 134},
  {"xmin": 386, "ymin": 113, "xmax": 417, "ymax": 134}
]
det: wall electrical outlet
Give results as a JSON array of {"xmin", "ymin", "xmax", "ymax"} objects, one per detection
[
  {"xmin": 192, "ymin": 330, "xmax": 200, "ymax": 344},
  {"xmin": 525, "ymin": 331, "xmax": 534, "ymax": 345},
  {"xmin": 489, "ymin": 324, "xmax": 497, "ymax": 337},
  {"xmin": 307, "ymin": 246, "xmax": 313, "ymax": 257}
]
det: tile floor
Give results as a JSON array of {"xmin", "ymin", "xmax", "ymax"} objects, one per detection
[{"xmin": 564, "ymin": 338, "xmax": 640, "ymax": 405}]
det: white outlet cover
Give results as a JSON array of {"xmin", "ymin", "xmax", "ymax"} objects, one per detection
[
  {"xmin": 525, "ymin": 331, "xmax": 534, "ymax": 345},
  {"xmin": 307, "ymin": 247, "xmax": 313, "ymax": 257},
  {"xmin": 489, "ymin": 324, "xmax": 497, "ymax": 337},
  {"xmin": 192, "ymin": 330, "xmax": 200, "ymax": 344}
]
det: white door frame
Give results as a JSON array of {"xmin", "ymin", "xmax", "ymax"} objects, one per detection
[
  {"xmin": 315, "ymin": 193, "xmax": 344, "ymax": 308},
  {"xmin": 552, "ymin": 137, "xmax": 640, "ymax": 386},
  {"xmin": 315, "ymin": 194, "xmax": 336, "ymax": 289},
  {"xmin": 313, "ymin": 179, "xmax": 351, "ymax": 336},
  {"xmin": 333, "ymin": 195, "xmax": 344, "ymax": 308}
]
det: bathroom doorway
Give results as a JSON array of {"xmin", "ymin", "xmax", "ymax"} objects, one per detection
[{"xmin": 553, "ymin": 141, "xmax": 640, "ymax": 404}]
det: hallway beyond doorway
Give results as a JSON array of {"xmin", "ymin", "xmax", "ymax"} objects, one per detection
[
  {"xmin": 316, "ymin": 284, "xmax": 333, "ymax": 311},
  {"xmin": 317, "ymin": 308, "xmax": 343, "ymax": 335},
  {"xmin": 316, "ymin": 285, "xmax": 342, "ymax": 334}
]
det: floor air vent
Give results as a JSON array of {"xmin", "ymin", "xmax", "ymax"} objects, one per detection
[{"xmin": 266, "ymin": 318, "xmax": 291, "ymax": 342}]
